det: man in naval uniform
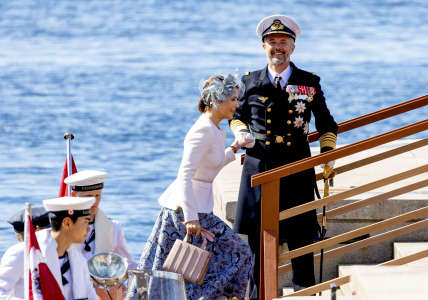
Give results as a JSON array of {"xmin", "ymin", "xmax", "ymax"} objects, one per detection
[
  {"xmin": 230, "ymin": 15, "xmax": 338, "ymax": 298},
  {"xmin": 64, "ymin": 170, "xmax": 137, "ymax": 270},
  {"xmin": 0, "ymin": 197, "xmax": 97, "ymax": 300}
]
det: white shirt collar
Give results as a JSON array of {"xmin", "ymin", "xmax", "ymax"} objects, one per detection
[{"xmin": 267, "ymin": 64, "xmax": 292, "ymax": 89}]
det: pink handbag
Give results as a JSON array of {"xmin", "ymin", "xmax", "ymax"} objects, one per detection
[{"xmin": 163, "ymin": 232, "xmax": 212, "ymax": 285}]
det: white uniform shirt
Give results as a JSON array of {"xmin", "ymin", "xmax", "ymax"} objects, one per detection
[
  {"xmin": 0, "ymin": 230, "xmax": 96, "ymax": 300},
  {"xmin": 0, "ymin": 243, "xmax": 24, "ymax": 300},
  {"xmin": 267, "ymin": 64, "xmax": 292, "ymax": 89},
  {"xmin": 79, "ymin": 218, "xmax": 138, "ymax": 269}
]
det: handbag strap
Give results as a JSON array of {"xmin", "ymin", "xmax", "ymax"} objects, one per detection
[{"xmin": 184, "ymin": 233, "xmax": 208, "ymax": 250}]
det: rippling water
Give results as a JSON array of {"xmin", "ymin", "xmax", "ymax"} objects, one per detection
[{"xmin": 1, "ymin": 0, "xmax": 428, "ymax": 258}]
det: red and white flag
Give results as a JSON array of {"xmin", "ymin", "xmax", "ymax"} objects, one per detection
[
  {"xmin": 24, "ymin": 207, "xmax": 66, "ymax": 300},
  {"xmin": 58, "ymin": 155, "xmax": 78, "ymax": 197}
]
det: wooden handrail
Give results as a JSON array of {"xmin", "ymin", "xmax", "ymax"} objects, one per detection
[
  {"xmin": 252, "ymin": 118, "xmax": 428, "ymax": 187},
  {"xmin": 280, "ymin": 164, "xmax": 428, "ymax": 221},
  {"xmin": 316, "ymin": 178, "xmax": 428, "ymax": 222},
  {"xmin": 284, "ymin": 276, "xmax": 351, "ymax": 297},
  {"xmin": 279, "ymin": 218, "xmax": 428, "ymax": 274},
  {"xmin": 315, "ymin": 137, "xmax": 428, "ymax": 181},
  {"xmin": 378, "ymin": 249, "xmax": 428, "ymax": 266},
  {"xmin": 279, "ymin": 205, "xmax": 428, "ymax": 263},
  {"xmin": 307, "ymin": 94, "xmax": 428, "ymax": 143}
]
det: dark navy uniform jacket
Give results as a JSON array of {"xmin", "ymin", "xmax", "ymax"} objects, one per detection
[{"xmin": 230, "ymin": 62, "xmax": 338, "ymax": 239}]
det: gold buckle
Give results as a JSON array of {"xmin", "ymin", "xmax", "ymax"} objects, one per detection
[{"xmin": 275, "ymin": 136, "xmax": 284, "ymax": 143}]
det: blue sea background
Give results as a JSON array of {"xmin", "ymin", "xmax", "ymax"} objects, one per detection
[{"xmin": 1, "ymin": 0, "xmax": 428, "ymax": 258}]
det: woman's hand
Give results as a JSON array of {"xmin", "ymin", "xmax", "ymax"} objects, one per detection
[
  {"xmin": 231, "ymin": 132, "xmax": 255, "ymax": 150},
  {"xmin": 185, "ymin": 220, "xmax": 202, "ymax": 237}
]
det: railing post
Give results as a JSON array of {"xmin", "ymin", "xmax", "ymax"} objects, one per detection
[
  {"xmin": 260, "ymin": 179, "xmax": 280, "ymax": 300},
  {"xmin": 264, "ymin": 230, "xmax": 278, "ymax": 300}
]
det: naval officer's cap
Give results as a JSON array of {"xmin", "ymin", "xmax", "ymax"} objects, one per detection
[
  {"xmin": 64, "ymin": 170, "xmax": 108, "ymax": 192},
  {"xmin": 7, "ymin": 207, "xmax": 51, "ymax": 233},
  {"xmin": 256, "ymin": 15, "xmax": 301, "ymax": 41},
  {"xmin": 43, "ymin": 197, "xmax": 95, "ymax": 219}
]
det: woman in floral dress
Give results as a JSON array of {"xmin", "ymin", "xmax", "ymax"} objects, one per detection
[{"xmin": 135, "ymin": 72, "xmax": 254, "ymax": 300}]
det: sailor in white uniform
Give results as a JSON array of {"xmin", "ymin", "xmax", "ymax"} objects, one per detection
[
  {"xmin": 0, "ymin": 197, "xmax": 97, "ymax": 300},
  {"xmin": 65, "ymin": 170, "xmax": 137, "ymax": 269},
  {"xmin": 0, "ymin": 208, "xmax": 51, "ymax": 299}
]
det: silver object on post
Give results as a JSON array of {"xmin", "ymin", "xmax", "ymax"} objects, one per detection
[
  {"xmin": 63, "ymin": 133, "xmax": 74, "ymax": 197},
  {"xmin": 88, "ymin": 252, "xmax": 128, "ymax": 291},
  {"xmin": 88, "ymin": 252, "xmax": 186, "ymax": 300}
]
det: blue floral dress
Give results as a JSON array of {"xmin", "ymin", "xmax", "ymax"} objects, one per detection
[{"xmin": 133, "ymin": 207, "xmax": 252, "ymax": 300}]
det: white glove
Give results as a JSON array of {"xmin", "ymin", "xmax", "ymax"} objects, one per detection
[
  {"xmin": 320, "ymin": 161, "xmax": 335, "ymax": 169},
  {"xmin": 231, "ymin": 132, "xmax": 255, "ymax": 150}
]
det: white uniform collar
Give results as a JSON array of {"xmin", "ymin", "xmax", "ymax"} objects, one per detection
[
  {"xmin": 74, "ymin": 208, "xmax": 113, "ymax": 255},
  {"xmin": 267, "ymin": 64, "xmax": 292, "ymax": 89}
]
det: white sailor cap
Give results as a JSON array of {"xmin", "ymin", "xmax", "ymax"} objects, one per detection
[
  {"xmin": 43, "ymin": 197, "xmax": 95, "ymax": 219},
  {"xmin": 64, "ymin": 170, "xmax": 108, "ymax": 192},
  {"xmin": 256, "ymin": 15, "xmax": 301, "ymax": 41}
]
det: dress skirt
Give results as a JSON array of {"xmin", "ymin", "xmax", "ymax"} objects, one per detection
[{"xmin": 133, "ymin": 207, "xmax": 252, "ymax": 300}]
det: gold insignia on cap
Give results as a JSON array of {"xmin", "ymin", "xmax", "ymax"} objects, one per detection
[
  {"xmin": 246, "ymin": 71, "xmax": 250, "ymax": 76},
  {"xmin": 258, "ymin": 96, "xmax": 268, "ymax": 103},
  {"xmin": 312, "ymin": 72, "xmax": 316, "ymax": 75},
  {"xmin": 271, "ymin": 20, "xmax": 285, "ymax": 30}
]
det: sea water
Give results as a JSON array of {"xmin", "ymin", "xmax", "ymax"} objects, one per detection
[{"xmin": 1, "ymin": 0, "xmax": 428, "ymax": 259}]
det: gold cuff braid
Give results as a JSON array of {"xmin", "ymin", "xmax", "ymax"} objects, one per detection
[
  {"xmin": 320, "ymin": 132, "xmax": 337, "ymax": 149},
  {"xmin": 230, "ymin": 119, "xmax": 249, "ymax": 135}
]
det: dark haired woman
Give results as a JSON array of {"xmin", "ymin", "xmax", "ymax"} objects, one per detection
[{"xmin": 135, "ymin": 72, "xmax": 254, "ymax": 300}]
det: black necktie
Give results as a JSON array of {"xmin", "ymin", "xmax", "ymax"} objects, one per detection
[
  {"xmin": 60, "ymin": 252, "xmax": 70, "ymax": 285},
  {"xmin": 84, "ymin": 229, "xmax": 96, "ymax": 252},
  {"xmin": 274, "ymin": 76, "xmax": 282, "ymax": 89}
]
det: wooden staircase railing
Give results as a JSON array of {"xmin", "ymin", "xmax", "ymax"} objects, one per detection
[{"xmin": 252, "ymin": 94, "xmax": 428, "ymax": 300}]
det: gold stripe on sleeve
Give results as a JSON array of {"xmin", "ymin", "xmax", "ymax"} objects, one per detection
[
  {"xmin": 320, "ymin": 132, "xmax": 337, "ymax": 149},
  {"xmin": 230, "ymin": 119, "xmax": 249, "ymax": 135}
]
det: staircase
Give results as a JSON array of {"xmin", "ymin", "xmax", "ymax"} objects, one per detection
[{"xmin": 213, "ymin": 139, "xmax": 428, "ymax": 297}]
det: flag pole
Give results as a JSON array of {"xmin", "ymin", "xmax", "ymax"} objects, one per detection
[
  {"xmin": 64, "ymin": 133, "xmax": 74, "ymax": 197},
  {"xmin": 24, "ymin": 203, "xmax": 33, "ymax": 300}
]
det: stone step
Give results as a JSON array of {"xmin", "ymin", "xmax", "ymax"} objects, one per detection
[
  {"xmin": 349, "ymin": 265, "xmax": 428, "ymax": 299},
  {"xmin": 338, "ymin": 264, "xmax": 375, "ymax": 296},
  {"xmin": 282, "ymin": 287, "xmax": 345, "ymax": 297},
  {"xmin": 393, "ymin": 242, "xmax": 428, "ymax": 267}
]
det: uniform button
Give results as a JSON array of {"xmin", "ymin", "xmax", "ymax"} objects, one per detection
[
  {"xmin": 267, "ymin": 108, "xmax": 271, "ymax": 112},
  {"xmin": 288, "ymin": 110, "xmax": 293, "ymax": 114},
  {"xmin": 287, "ymin": 120, "xmax": 291, "ymax": 125},
  {"xmin": 287, "ymin": 142, "xmax": 291, "ymax": 146},
  {"xmin": 267, "ymin": 130, "xmax": 271, "ymax": 134},
  {"xmin": 266, "ymin": 141, "xmax": 270, "ymax": 145},
  {"xmin": 267, "ymin": 119, "xmax": 271, "ymax": 124},
  {"xmin": 287, "ymin": 133, "xmax": 291, "ymax": 136}
]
